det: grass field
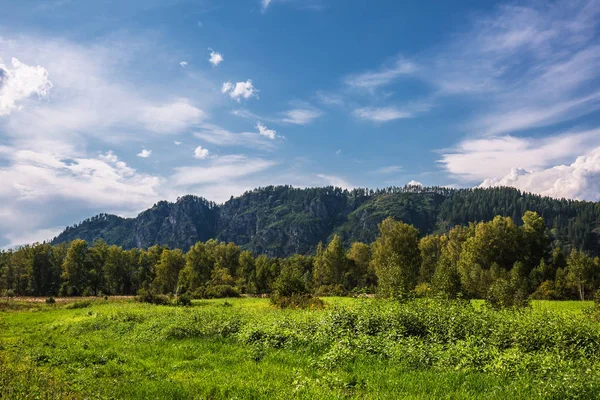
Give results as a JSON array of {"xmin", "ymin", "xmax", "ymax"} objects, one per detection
[{"xmin": 1, "ymin": 297, "xmax": 599, "ymax": 399}]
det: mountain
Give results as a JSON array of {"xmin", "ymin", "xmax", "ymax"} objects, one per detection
[{"xmin": 51, "ymin": 185, "xmax": 600, "ymax": 257}]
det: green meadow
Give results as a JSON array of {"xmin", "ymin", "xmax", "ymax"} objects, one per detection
[{"xmin": 1, "ymin": 297, "xmax": 599, "ymax": 399}]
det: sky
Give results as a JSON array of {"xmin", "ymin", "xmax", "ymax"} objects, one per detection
[{"xmin": 1, "ymin": 0, "xmax": 600, "ymax": 248}]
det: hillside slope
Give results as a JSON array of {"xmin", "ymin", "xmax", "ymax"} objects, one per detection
[{"xmin": 51, "ymin": 185, "xmax": 600, "ymax": 257}]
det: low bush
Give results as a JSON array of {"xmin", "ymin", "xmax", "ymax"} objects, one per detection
[
  {"xmin": 202, "ymin": 285, "xmax": 240, "ymax": 299},
  {"xmin": 486, "ymin": 278, "xmax": 529, "ymax": 309},
  {"xmin": 65, "ymin": 300, "xmax": 92, "ymax": 309},
  {"xmin": 45, "ymin": 297, "xmax": 56, "ymax": 305},
  {"xmin": 136, "ymin": 288, "xmax": 170, "ymax": 305},
  {"xmin": 175, "ymin": 293, "xmax": 192, "ymax": 307},
  {"xmin": 271, "ymin": 292, "xmax": 325, "ymax": 309},
  {"xmin": 413, "ymin": 283, "xmax": 432, "ymax": 298}
]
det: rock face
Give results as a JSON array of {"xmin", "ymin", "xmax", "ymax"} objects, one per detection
[{"xmin": 51, "ymin": 185, "xmax": 600, "ymax": 257}]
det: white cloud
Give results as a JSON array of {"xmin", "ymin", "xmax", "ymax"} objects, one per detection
[
  {"xmin": 282, "ymin": 108, "xmax": 321, "ymax": 125},
  {"xmin": 407, "ymin": 180, "xmax": 423, "ymax": 187},
  {"xmin": 232, "ymin": 106, "xmax": 321, "ymax": 125},
  {"xmin": 0, "ymin": 149, "xmax": 163, "ymax": 208},
  {"xmin": 261, "ymin": 0, "xmax": 272, "ymax": 12},
  {"xmin": 0, "ymin": 32, "xmax": 226, "ymax": 246},
  {"xmin": 256, "ymin": 121, "xmax": 276, "ymax": 139},
  {"xmin": 194, "ymin": 145, "xmax": 210, "ymax": 159},
  {"xmin": 341, "ymin": 1, "xmax": 600, "ymax": 137},
  {"xmin": 438, "ymin": 129, "xmax": 600, "ymax": 182},
  {"xmin": 0, "ymin": 148, "xmax": 167, "ymax": 247},
  {"xmin": 0, "ymin": 57, "xmax": 52, "ymax": 116},
  {"xmin": 221, "ymin": 80, "xmax": 258, "ymax": 102},
  {"xmin": 139, "ymin": 100, "xmax": 205, "ymax": 134},
  {"xmin": 174, "ymin": 141, "xmax": 181, "ymax": 145},
  {"xmin": 0, "ymin": 35, "xmax": 210, "ymax": 156},
  {"xmin": 316, "ymin": 173, "xmax": 354, "ymax": 189},
  {"xmin": 209, "ymin": 50, "xmax": 223, "ymax": 66},
  {"xmin": 336, "ymin": 149, "xmax": 342, "ymax": 155},
  {"xmin": 316, "ymin": 91, "xmax": 344, "ymax": 106},
  {"xmin": 345, "ymin": 58, "xmax": 417, "ymax": 90},
  {"xmin": 137, "ymin": 149, "xmax": 152, "ymax": 158},
  {"xmin": 179, "ymin": 61, "xmax": 188, "ymax": 67},
  {"xmin": 425, "ymin": 1, "xmax": 600, "ymax": 136},
  {"xmin": 353, "ymin": 107, "xmax": 412, "ymax": 122},
  {"xmin": 373, "ymin": 165, "xmax": 403, "ymax": 174},
  {"xmin": 221, "ymin": 81, "xmax": 233, "ymax": 94},
  {"xmin": 173, "ymin": 155, "xmax": 276, "ymax": 186},
  {"xmin": 194, "ymin": 123, "xmax": 277, "ymax": 150},
  {"xmin": 3, "ymin": 226, "xmax": 63, "ymax": 249},
  {"xmin": 480, "ymin": 147, "xmax": 600, "ymax": 201}
]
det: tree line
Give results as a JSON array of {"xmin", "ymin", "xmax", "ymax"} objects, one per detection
[{"xmin": 2, "ymin": 211, "xmax": 599, "ymax": 303}]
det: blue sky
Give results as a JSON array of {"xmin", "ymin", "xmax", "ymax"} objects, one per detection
[{"xmin": 1, "ymin": 0, "xmax": 600, "ymax": 247}]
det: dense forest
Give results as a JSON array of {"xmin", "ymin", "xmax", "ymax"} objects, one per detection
[
  {"xmin": 51, "ymin": 185, "xmax": 600, "ymax": 258},
  {"xmin": 3, "ymin": 210, "xmax": 600, "ymax": 304}
]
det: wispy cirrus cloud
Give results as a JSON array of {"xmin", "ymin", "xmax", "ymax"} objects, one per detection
[
  {"xmin": 0, "ymin": 32, "xmax": 218, "ymax": 246},
  {"xmin": 194, "ymin": 123, "xmax": 278, "ymax": 150},
  {"xmin": 260, "ymin": 0, "xmax": 326, "ymax": 13},
  {"xmin": 342, "ymin": 0, "xmax": 600, "ymax": 137},
  {"xmin": 345, "ymin": 58, "xmax": 417, "ymax": 91},
  {"xmin": 372, "ymin": 165, "xmax": 403, "ymax": 174},
  {"xmin": 316, "ymin": 173, "xmax": 354, "ymax": 189},
  {"xmin": 172, "ymin": 155, "xmax": 276, "ymax": 186},
  {"xmin": 281, "ymin": 108, "xmax": 321, "ymax": 125},
  {"xmin": 232, "ymin": 104, "xmax": 322, "ymax": 125},
  {"xmin": 420, "ymin": 0, "xmax": 600, "ymax": 136},
  {"xmin": 353, "ymin": 107, "xmax": 412, "ymax": 122},
  {"xmin": 428, "ymin": 0, "xmax": 600, "ymax": 200}
]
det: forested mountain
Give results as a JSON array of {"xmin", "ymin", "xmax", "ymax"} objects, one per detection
[{"xmin": 51, "ymin": 185, "xmax": 600, "ymax": 257}]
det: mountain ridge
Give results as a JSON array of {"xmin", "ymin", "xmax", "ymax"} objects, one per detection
[{"xmin": 51, "ymin": 185, "xmax": 600, "ymax": 257}]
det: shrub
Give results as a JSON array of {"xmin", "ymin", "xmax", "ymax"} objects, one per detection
[
  {"xmin": 314, "ymin": 284, "xmax": 346, "ymax": 297},
  {"xmin": 413, "ymin": 283, "xmax": 432, "ymax": 298},
  {"xmin": 136, "ymin": 288, "xmax": 170, "ymax": 305},
  {"xmin": 594, "ymin": 289, "xmax": 600, "ymax": 306},
  {"xmin": 45, "ymin": 297, "xmax": 56, "ymax": 305},
  {"xmin": 65, "ymin": 300, "xmax": 92, "ymax": 309},
  {"xmin": 271, "ymin": 293, "xmax": 325, "ymax": 309},
  {"xmin": 203, "ymin": 285, "xmax": 240, "ymax": 299},
  {"xmin": 486, "ymin": 278, "xmax": 529, "ymax": 309},
  {"xmin": 175, "ymin": 293, "xmax": 192, "ymax": 307},
  {"xmin": 530, "ymin": 280, "xmax": 557, "ymax": 300}
]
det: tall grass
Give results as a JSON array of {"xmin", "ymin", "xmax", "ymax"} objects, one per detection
[{"xmin": 1, "ymin": 297, "xmax": 600, "ymax": 399}]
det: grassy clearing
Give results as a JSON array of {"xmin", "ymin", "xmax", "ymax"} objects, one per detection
[{"xmin": 1, "ymin": 297, "xmax": 600, "ymax": 399}]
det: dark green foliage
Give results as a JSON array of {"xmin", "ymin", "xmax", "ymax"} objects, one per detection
[
  {"xmin": 64, "ymin": 300, "xmax": 92, "ymax": 309},
  {"xmin": 50, "ymin": 186, "xmax": 600, "ymax": 258},
  {"xmin": 313, "ymin": 284, "xmax": 347, "ymax": 297},
  {"xmin": 175, "ymin": 293, "xmax": 192, "ymax": 307},
  {"xmin": 3, "ymin": 189, "xmax": 600, "ymax": 304},
  {"xmin": 45, "ymin": 296, "xmax": 55, "ymax": 304},
  {"xmin": 371, "ymin": 217, "xmax": 421, "ymax": 298},
  {"xmin": 202, "ymin": 285, "xmax": 240, "ymax": 299},
  {"xmin": 136, "ymin": 288, "xmax": 170, "ymax": 305}
]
